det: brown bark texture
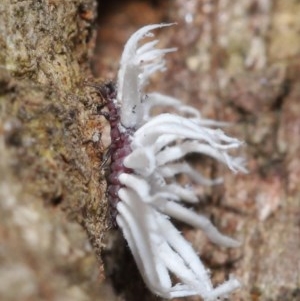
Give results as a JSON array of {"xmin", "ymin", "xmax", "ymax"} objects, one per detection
[
  {"xmin": 0, "ymin": 1, "xmax": 299, "ymax": 301},
  {"xmin": 0, "ymin": 1, "xmax": 111, "ymax": 300}
]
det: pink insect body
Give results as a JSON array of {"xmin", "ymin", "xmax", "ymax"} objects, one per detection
[{"xmin": 101, "ymin": 83, "xmax": 134, "ymax": 222}]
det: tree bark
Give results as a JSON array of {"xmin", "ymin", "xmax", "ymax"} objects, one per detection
[{"xmin": 0, "ymin": 1, "xmax": 111, "ymax": 300}]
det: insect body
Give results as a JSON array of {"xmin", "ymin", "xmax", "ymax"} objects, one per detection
[{"xmin": 100, "ymin": 24, "xmax": 246, "ymax": 300}]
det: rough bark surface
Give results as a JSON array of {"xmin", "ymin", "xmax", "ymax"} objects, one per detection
[
  {"xmin": 1, "ymin": 1, "xmax": 299, "ymax": 301},
  {"xmin": 0, "ymin": 1, "xmax": 112, "ymax": 300}
]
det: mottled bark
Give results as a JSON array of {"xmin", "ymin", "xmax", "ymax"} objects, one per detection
[{"xmin": 0, "ymin": 1, "xmax": 111, "ymax": 300}]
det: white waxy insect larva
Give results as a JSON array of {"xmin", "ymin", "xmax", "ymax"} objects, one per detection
[{"xmin": 102, "ymin": 23, "xmax": 247, "ymax": 300}]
